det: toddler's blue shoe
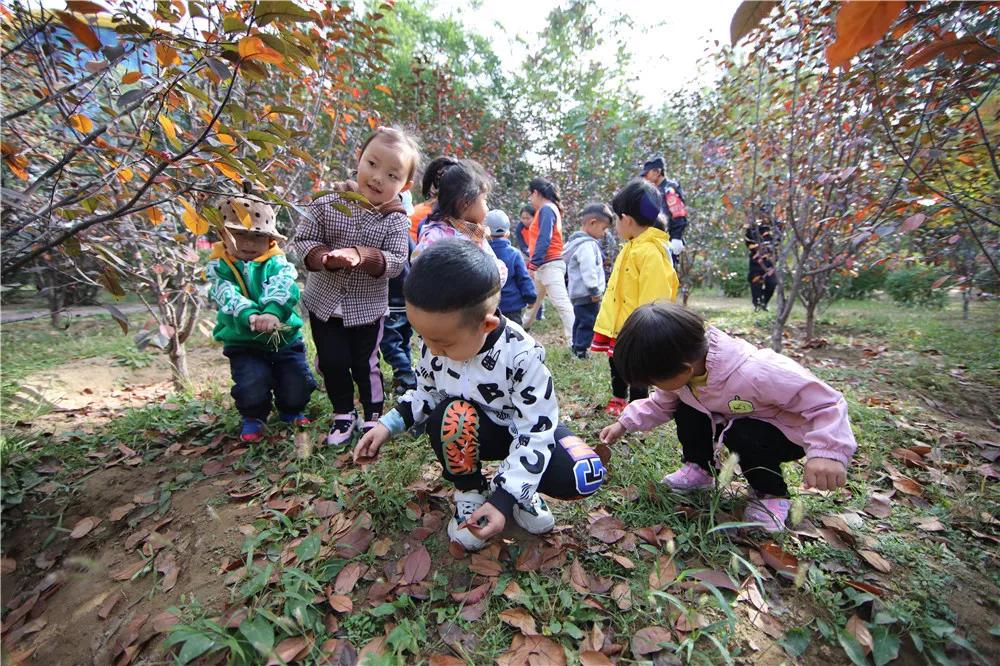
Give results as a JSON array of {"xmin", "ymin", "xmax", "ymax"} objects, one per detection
[
  {"xmin": 279, "ymin": 412, "xmax": 311, "ymax": 427},
  {"xmin": 240, "ymin": 418, "xmax": 265, "ymax": 443}
]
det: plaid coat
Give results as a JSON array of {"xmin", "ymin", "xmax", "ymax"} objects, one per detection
[{"xmin": 291, "ymin": 193, "xmax": 409, "ymax": 327}]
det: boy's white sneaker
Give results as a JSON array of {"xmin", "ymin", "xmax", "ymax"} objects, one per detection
[
  {"xmin": 447, "ymin": 489, "xmax": 488, "ymax": 552},
  {"xmin": 513, "ymin": 493, "xmax": 555, "ymax": 535},
  {"xmin": 326, "ymin": 411, "xmax": 357, "ymax": 448}
]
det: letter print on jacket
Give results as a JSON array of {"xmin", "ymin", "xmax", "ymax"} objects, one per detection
[{"xmin": 394, "ymin": 319, "xmax": 559, "ymax": 508}]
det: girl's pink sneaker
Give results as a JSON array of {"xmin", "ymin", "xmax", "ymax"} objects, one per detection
[
  {"xmin": 661, "ymin": 462, "xmax": 715, "ymax": 492},
  {"xmin": 744, "ymin": 497, "xmax": 791, "ymax": 532}
]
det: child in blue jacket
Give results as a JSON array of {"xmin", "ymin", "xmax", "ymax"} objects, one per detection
[{"xmin": 486, "ymin": 210, "xmax": 536, "ymax": 322}]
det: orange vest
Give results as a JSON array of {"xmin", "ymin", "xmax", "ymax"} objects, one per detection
[
  {"xmin": 526, "ymin": 203, "xmax": 564, "ymax": 265},
  {"xmin": 409, "ymin": 201, "xmax": 434, "ymax": 242}
]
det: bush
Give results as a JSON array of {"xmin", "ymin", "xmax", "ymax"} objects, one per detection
[
  {"xmin": 719, "ymin": 256, "xmax": 749, "ymax": 298},
  {"xmin": 884, "ymin": 265, "xmax": 946, "ymax": 308},
  {"xmin": 829, "ymin": 266, "xmax": 887, "ymax": 300}
]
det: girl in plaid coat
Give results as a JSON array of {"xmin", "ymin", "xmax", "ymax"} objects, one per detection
[{"xmin": 292, "ymin": 127, "xmax": 421, "ymax": 447}]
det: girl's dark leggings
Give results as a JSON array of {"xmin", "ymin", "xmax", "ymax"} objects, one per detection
[{"xmin": 674, "ymin": 401, "xmax": 805, "ymax": 497}]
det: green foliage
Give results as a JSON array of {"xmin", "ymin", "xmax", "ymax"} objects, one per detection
[
  {"xmin": 719, "ymin": 256, "xmax": 749, "ymax": 298},
  {"xmin": 884, "ymin": 265, "xmax": 946, "ymax": 308},
  {"xmin": 830, "ymin": 266, "xmax": 888, "ymax": 301}
]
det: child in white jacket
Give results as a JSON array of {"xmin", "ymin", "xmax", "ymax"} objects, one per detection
[
  {"xmin": 353, "ymin": 240, "xmax": 607, "ymax": 551},
  {"xmin": 563, "ymin": 203, "xmax": 613, "ymax": 358}
]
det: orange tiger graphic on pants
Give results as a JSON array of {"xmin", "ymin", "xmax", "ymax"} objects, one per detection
[{"xmin": 441, "ymin": 400, "xmax": 479, "ymax": 475}]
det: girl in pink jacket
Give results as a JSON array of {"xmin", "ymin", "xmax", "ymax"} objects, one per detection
[{"xmin": 599, "ymin": 302, "xmax": 856, "ymax": 532}]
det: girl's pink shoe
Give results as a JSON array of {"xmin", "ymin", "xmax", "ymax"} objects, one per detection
[
  {"xmin": 744, "ymin": 497, "xmax": 791, "ymax": 532},
  {"xmin": 661, "ymin": 462, "xmax": 715, "ymax": 492}
]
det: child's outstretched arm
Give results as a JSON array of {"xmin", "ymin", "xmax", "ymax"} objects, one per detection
[{"xmin": 601, "ymin": 388, "xmax": 680, "ymax": 444}]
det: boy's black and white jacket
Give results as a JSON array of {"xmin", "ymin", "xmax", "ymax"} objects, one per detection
[{"xmin": 379, "ymin": 317, "xmax": 558, "ymax": 517}]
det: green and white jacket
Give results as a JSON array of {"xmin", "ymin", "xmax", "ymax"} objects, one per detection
[{"xmin": 206, "ymin": 242, "xmax": 302, "ymax": 350}]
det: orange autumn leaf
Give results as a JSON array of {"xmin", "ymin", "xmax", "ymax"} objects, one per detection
[
  {"xmin": 69, "ymin": 113, "xmax": 94, "ymax": 134},
  {"xmin": 157, "ymin": 114, "xmax": 181, "ymax": 149},
  {"xmin": 826, "ymin": 1, "xmax": 906, "ymax": 69},
  {"xmin": 121, "ymin": 71, "xmax": 141, "ymax": 84},
  {"xmin": 216, "ymin": 133, "xmax": 236, "ymax": 146},
  {"xmin": 179, "ymin": 198, "xmax": 208, "ymax": 234},
  {"xmin": 155, "ymin": 42, "xmax": 181, "ymax": 67},
  {"xmin": 237, "ymin": 36, "xmax": 284, "ymax": 65},
  {"xmin": 55, "ymin": 11, "xmax": 101, "ymax": 51},
  {"xmin": 66, "ymin": 1, "xmax": 108, "ymax": 13},
  {"xmin": 117, "ymin": 167, "xmax": 134, "ymax": 183},
  {"xmin": 145, "ymin": 207, "xmax": 164, "ymax": 226},
  {"xmin": 213, "ymin": 161, "xmax": 243, "ymax": 183}
]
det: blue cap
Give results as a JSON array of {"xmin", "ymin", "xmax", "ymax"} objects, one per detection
[{"xmin": 485, "ymin": 210, "xmax": 510, "ymax": 237}]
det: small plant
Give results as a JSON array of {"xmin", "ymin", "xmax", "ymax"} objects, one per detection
[
  {"xmin": 718, "ymin": 256, "xmax": 750, "ymax": 298},
  {"xmin": 112, "ymin": 348, "xmax": 156, "ymax": 368},
  {"xmin": 884, "ymin": 264, "xmax": 946, "ymax": 308}
]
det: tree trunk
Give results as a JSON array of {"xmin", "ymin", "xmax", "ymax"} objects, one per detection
[
  {"xmin": 168, "ymin": 339, "xmax": 188, "ymax": 392},
  {"xmin": 804, "ymin": 299, "xmax": 817, "ymax": 342}
]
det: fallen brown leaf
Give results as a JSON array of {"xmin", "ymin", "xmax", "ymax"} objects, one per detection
[
  {"xmin": 98, "ymin": 591, "xmax": 121, "ymax": 620},
  {"xmin": 325, "ymin": 592, "xmax": 353, "ymax": 614},
  {"xmin": 314, "ymin": 500, "xmax": 340, "ymax": 518},
  {"xmin": 759, "ymin": 542, "xmax": 799, "ymax": 577},
  {"xmin": 611, "ymin": 582, "xmax": 632, "ymax": 610},
  {"xmin": 892, "ymin": 476, "xmax": 924, "ymax": 497},
  {"xmin": 497, "ymin": 634, "xmax": 566, "ymax": 666},
  {"xmin": 846, "ymin": 614, "xmax": 874, "ymax": 655},
  {"xmin": 570, "ymin": 557, "xmax": 590, "ymax": 594},
  {"xmin": 111, "ymin": 560, "xmax": 146, "ymax": 581},
  {"xmin": 451, "ymin": 581, "xmax": 493, "ymax": 605},
  {"xmin": 267, "ymin": 636, "xmax": 310, "ymax": 665},
  {"xmin": 109, "ymin": 504, "xmax": 136, "ymax": 522},
  {"xmin": 589, "ymin": 516, "xmax": 626, "ymax": 544},
  {"xmin": 858, "ymin": 549, "xmax": 892, "ymax": 573},
  {"xmin": 334, "ymin": 562, "xmax": 364, "ymax": 595},
  {"xmin": 648, "ymin": 555, "xmax": 676, "ymax": 590},
  {"xmin": 70, "ymin": 516, "xmax": 101, "ymax": 539},
  {"xmin": 155, "ymin": 551, "xmax": 179, "ymax": 591},
  {"xmin": 579, "ymin": 649, "xmax": 613, "ymax": 666},
  {"xmin": 401, "ymin": 544, "xmax": 431, "ymax": 584},
  {"xmin": 469, "ymin": 554, "xmax": 503, "ymax": 577},
  {"xmin": 1, "ymin": 557, "xmax": 16, "ymax": 574},
  {"xmin": 429, "ymin": 655, "xmax": 465, "ymax": 666},
  {"xmin": 631, "ymin": 626, "xmax": 672, "ymax": 656},
  {"xmin": 499, "ymin": 607, "xmax": 539, "ymax": 636}
]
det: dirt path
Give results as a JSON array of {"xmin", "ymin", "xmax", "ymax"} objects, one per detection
[{"xmin": 0, "ymin": 303, "xmax": 146, "ymax": 324}]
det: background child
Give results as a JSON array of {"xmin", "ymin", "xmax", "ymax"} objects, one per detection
[
  {"xmin": 592, "ymin": 178, "xmax": 679, "ymax": 416},
  {"xmin": 487, "ymin": 209, "xmax": 537, "ymax": 323},
  {"xmin": 563, "ymin": 202, "xmax": 612, "ymax": 359},
  {"xmin": 600, "ymin": 302, "xmax": 855, "ymax": 532},
  {"xmin": 412, "ymin": 157, "xmax": 507, "ymax": 284},
  {"xmin": 292, "ymin": 126, "xmax": 420, "ymax": 447},
  {"xmin": 207, "ymin": 194, "xmax": 316, "ymax": 442},
  {"xmin": 380, "ymin": 237, "xmax": 417, "ymax": 395},
  {"xmin": 408, "ymin": 160, "xmax": 443, "ymax": 242},
  {"xmin": 353, "ymin": 240, "xmax": 606, "ymax": 552},
  {"xmin": 521, "ymin": 178, "xmax": 574, "ymax": 341}
]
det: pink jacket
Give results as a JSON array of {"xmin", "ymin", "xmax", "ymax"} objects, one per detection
[{"xmin": 619, "ymin": 326, "xmax": 856, "ymax": 467}]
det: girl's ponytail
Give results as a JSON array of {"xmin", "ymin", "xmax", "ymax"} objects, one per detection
[
  {"xmin": 528, "ymin": 177, "xmax": 562, "ymax": 214},
  {"xmin": 422, "ymin": 156, "xmax": 457, "ymax": 199}
]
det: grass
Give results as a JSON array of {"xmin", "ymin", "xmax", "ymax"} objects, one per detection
[{"xmin": 1, "ymin": 290, "xmax": 998, "ymax": 664}]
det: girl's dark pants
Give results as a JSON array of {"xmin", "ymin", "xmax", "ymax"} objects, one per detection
[
  {"xmin": 674, "ymin": 401, "xmax": 805, "ymax": 497},
  {"xmin": 609, "ymin": 356, "xmax": 648, "ymax": 402},
  {"xmin": 427, "ymin": 398, "xmax": 606, "ymax": 501},
  {"xmin": 310, "ymin": 313, "xmax": 385, "ymax": 420}
]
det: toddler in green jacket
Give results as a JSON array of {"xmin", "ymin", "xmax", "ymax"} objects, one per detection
[{"xmin": 206, "ymin": 195, "xmax": 317, "ymax": 442}]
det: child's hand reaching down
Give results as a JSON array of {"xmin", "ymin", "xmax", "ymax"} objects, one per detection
[
  {"xmin": 804, "ymin": 458, "xmax": 847, "ymax": 490},
  {"xmin": 249, "ymin": 313, "xmax": 281, "ymax": 333},
  {"xmin": 353, "ymin": 423, "xmax": 390, "ymax": 463},
  {"xmin": 462, "ymin": 503, "xmax": 505, "ymax": 541},
  {"xmin": 599, "ymin": 422, "xmax": 627, "ymax": 445}
]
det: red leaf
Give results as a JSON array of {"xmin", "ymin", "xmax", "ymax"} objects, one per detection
[
  {"xmin": 401, "ymin": 544, "xmax": 431, "ymax": 584},
  {"xmin": 335, "ymin": 527, "xmax": 372, "ymax": 558},
  {"xmin": 451, "ymin": 581, "xmax": 493, "ymax": 604},
  {"xmin": 826, "ymin": 2, "xmax": 906, "ymax": 68},
  {"xmin": 899, "ymin": 213, "xmax": 926, "ymax": 233},
  {"xmin": 631, "ymin": 626, "xmax": 672, "ymax": 656},
  {"xmin": 759, "ymin": 542, "xmax": 799, "ymax": 577}
]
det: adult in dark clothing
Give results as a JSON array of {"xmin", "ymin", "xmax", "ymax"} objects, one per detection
[
  {"xmin": 641, "ymin": 156, "xmax": 688, "ymax": 267},
  {"xmin": 745, "ymin": 204, "xmax": 777, "ymax": 311}
]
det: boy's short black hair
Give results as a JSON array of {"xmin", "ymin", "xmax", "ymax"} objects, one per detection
[
  {"xmin": 613, "ymin": 302, "xmax": 708, "ymax": 385},
  {"xmin": 611, "ymin": 178, "xmax": 666, "ymax": 229},
  {"xmin": 580, "ymin": 202, "xmax": 613, "ymax": 224},
  {"xmin": 405, "ymin": 239, "xmax": 501, "ymax": 326},
  {"xmin": 520, "ymin": 204, "xmax": 535, "ymax": 216}
]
